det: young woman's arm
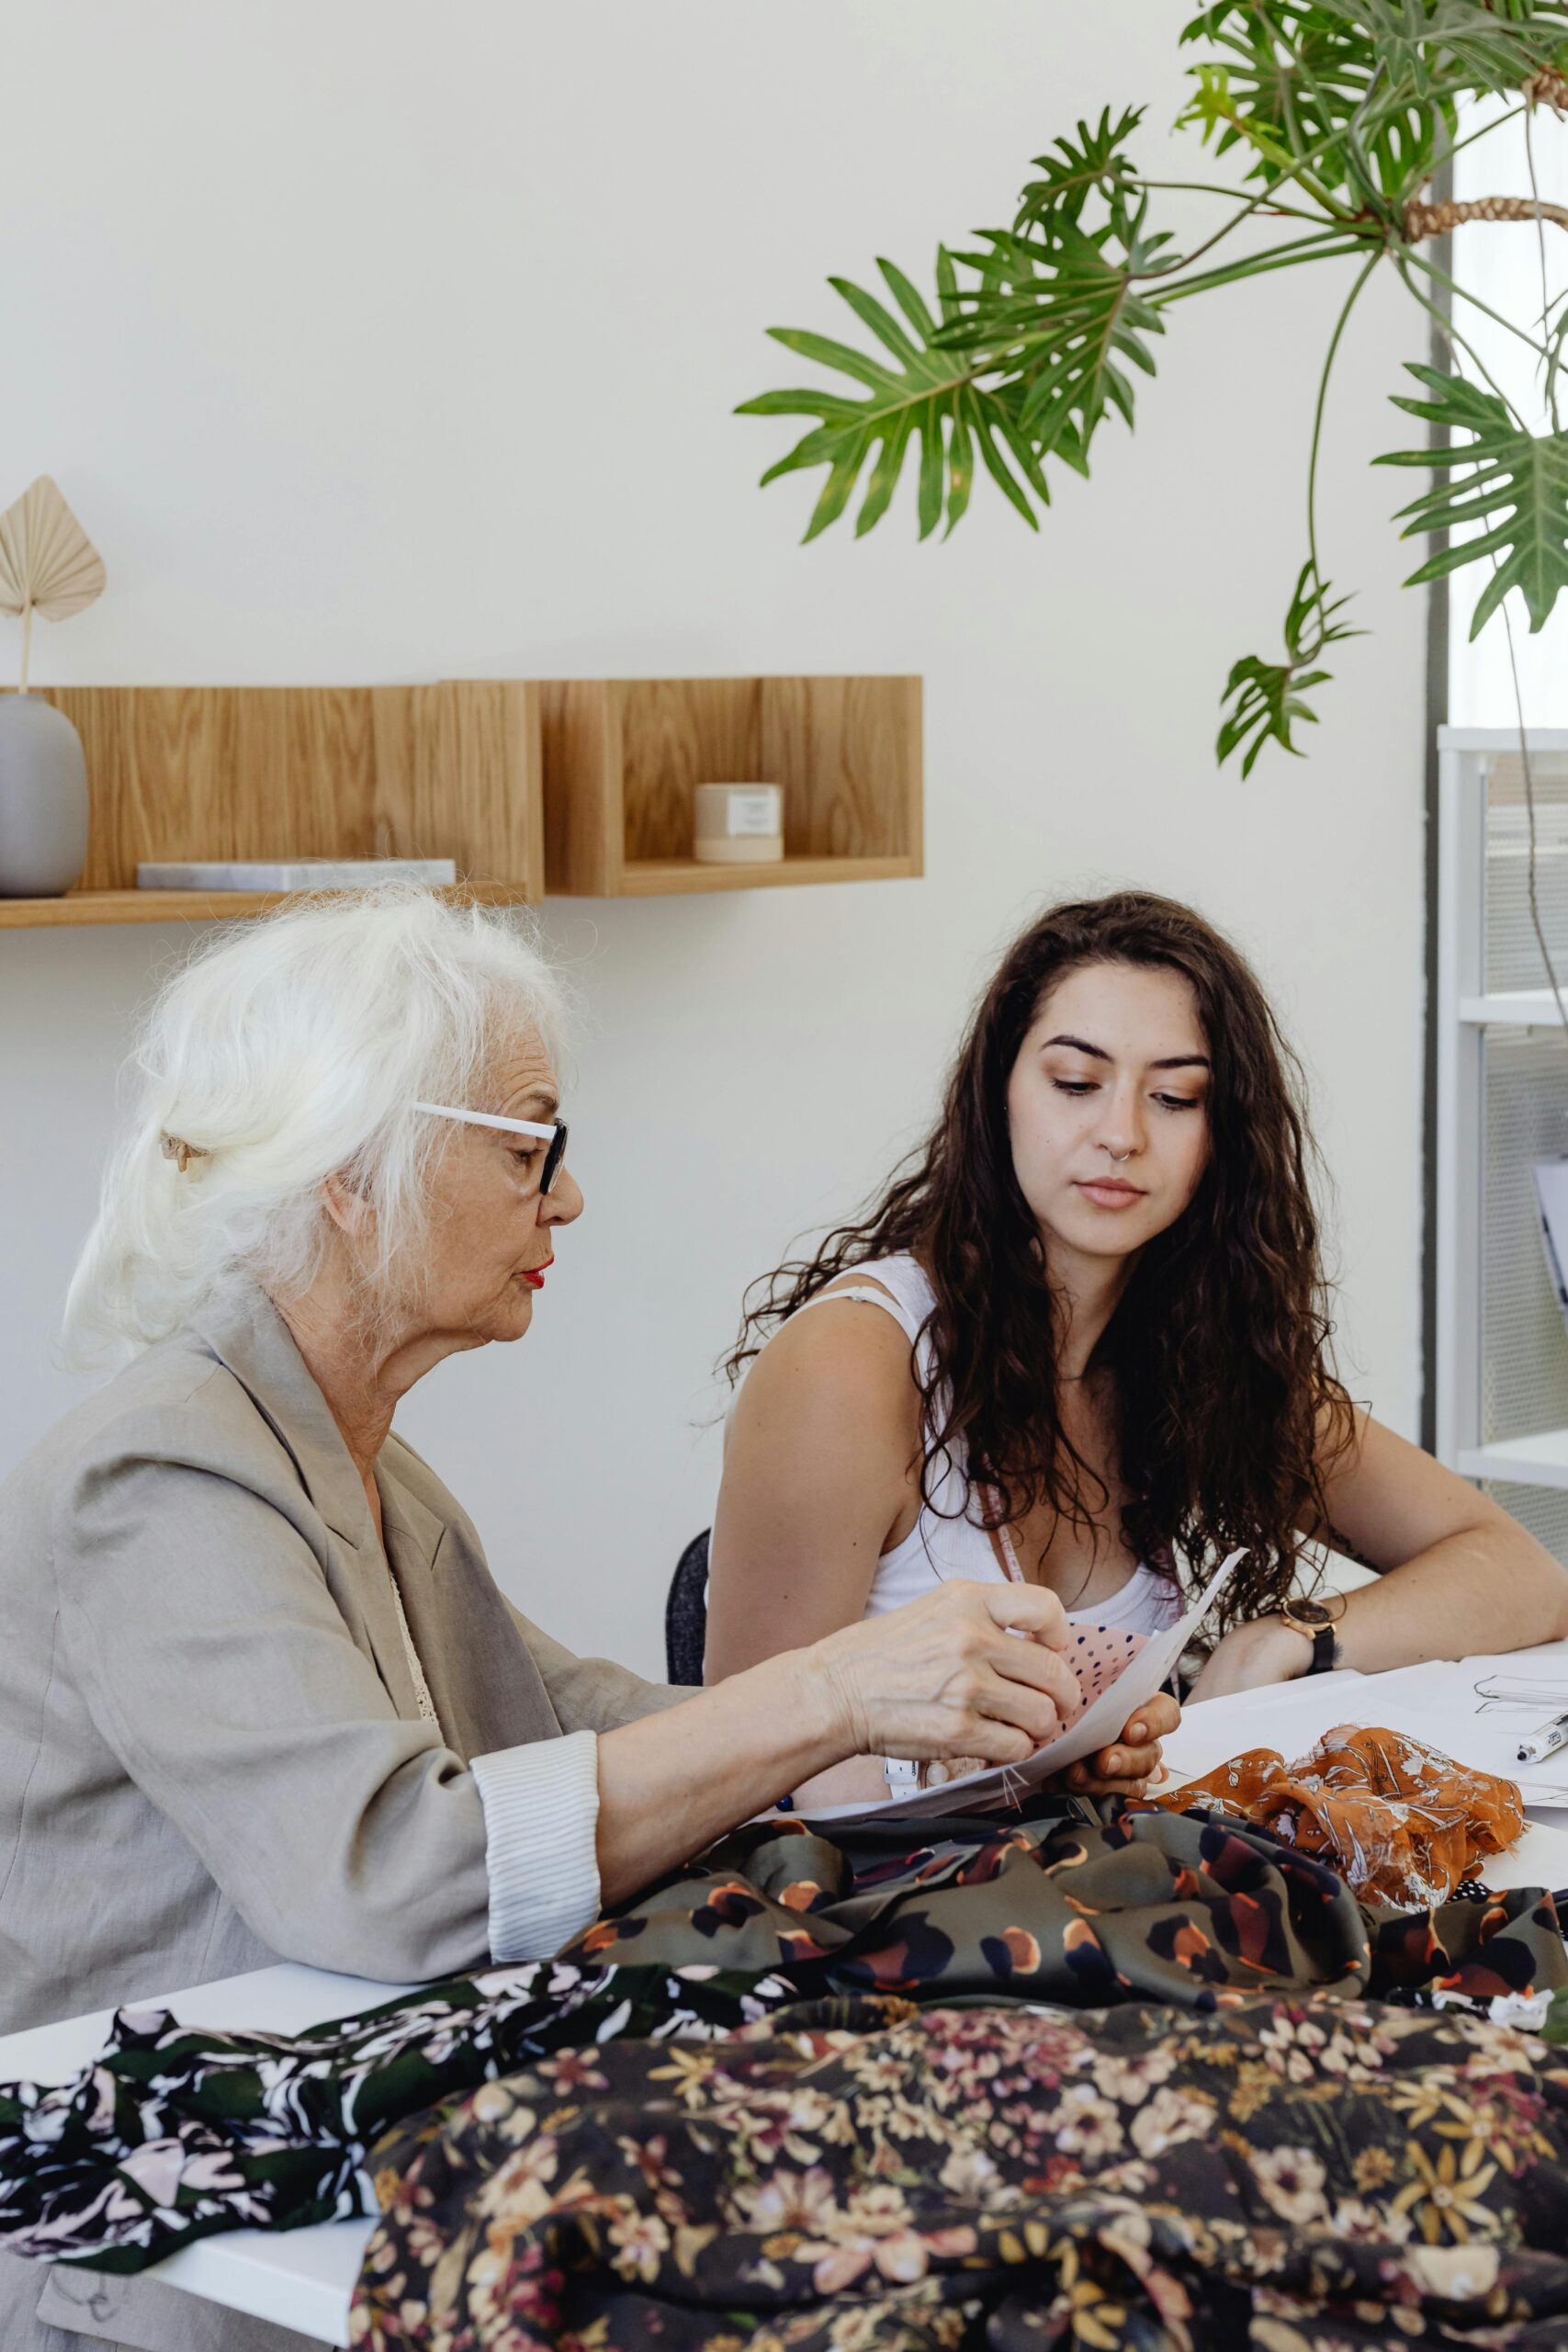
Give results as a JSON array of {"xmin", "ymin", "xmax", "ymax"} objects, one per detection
[
  {"xmin": 705, "ymin": 1295, "xmax": 933, "ymax": 1804},
  {"xmin": 707, "ymin": 1295, "xmax": 917, "ymax": 1677},
  {"xmin": 705, "ymin": 1294, "xmax": 1175, "ymax": 1800},
  {"xmin": 1192, "ymin": 1408, "xmax": 1568, "ymax": 1697}
]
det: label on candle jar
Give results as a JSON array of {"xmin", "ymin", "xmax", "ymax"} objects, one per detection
[{"xmin": 726, "ymin": 788, "xmax": 781, "ymax": 838}]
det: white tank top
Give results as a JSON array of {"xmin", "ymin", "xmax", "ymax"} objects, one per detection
[{"xmin": 767, "ymin": 1253, "xmax": 1183, "ymax": 1637}]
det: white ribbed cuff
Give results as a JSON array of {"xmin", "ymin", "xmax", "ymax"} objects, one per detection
[{"xmin": 470, "ymin": 1729, "xmax": 602, "ymax": 1962}]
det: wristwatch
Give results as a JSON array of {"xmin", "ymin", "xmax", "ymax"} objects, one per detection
[{"xmin": 1278, "ymin": 1591, "xmax": 1347, "ymax": 1677}]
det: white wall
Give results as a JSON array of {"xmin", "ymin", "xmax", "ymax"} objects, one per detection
[{"xmin": 0, "ymin": 2, "xmax": 1427, "ymax": 1673}]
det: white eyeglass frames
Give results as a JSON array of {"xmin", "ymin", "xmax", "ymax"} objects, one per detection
[{"xmin": 412, "ymin": 1102, "xmax": 570, "ymax": 1194}]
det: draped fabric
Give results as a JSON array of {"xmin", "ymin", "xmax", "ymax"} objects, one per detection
[
  {"xmin": 353, "ymin": 1990, "xmax": 1568, "ymax": 2352},
  {"xmin": 553, "ymin": 1793, "xmax": 1563, "ymax": 2010},
  {"xmin": 3, "ymin": 1799, "xmax": 1564, "ymax": 2285},
  {"xmin": 1156, "ymin": 1724, "xmax": 1529, "ymax": 1907}
]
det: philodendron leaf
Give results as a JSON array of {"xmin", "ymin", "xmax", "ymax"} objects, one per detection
[
  {"xmin": 1377, "ymin": 361, "xmax": 1568, "ymax": 635},
  {"xmin": 942, "ymin": 216, "xmax": 1166, "ymax": 477},
  {"xmin": 737, "ymin": 252, "xmax": 1048, "ymax": 540},
  {"xmin": 1217, "ymin": 562, "xmax": 1360, "ymax": 775},
  {"xmin": 1015, "ymin": 107, "xmax": 1147, "ymax": 241},
  {"xmin": 1318, "ymin": 0, "xmax": 1568, "ymax": 102},
  {"xmin": 1180, "ymin": 2, "xmax": 1568, "ymax": 205},
  {"xmin": 740, "ymin": 116, "xmax": 1168, "ymax": 541},
  {"xmin": 1180, "ymin": 5, "xmax": 1398, "ymax": 197},
  {"xmin": 942, "ymin": 113, "xmax": 1166, "ymax": 482}
]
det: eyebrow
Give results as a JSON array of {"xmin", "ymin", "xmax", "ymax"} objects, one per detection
[
  {"xmin": 516, "ymin": 1087, "xmax": 560, "ymax": 1117},
  {"xmin": 1043, "ymin": 1032, "xmax": 1212, "ymax": 1072}
]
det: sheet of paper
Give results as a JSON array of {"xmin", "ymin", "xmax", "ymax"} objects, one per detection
[
  {"xmin": 1166, "ymin": 1642, "xmax": 1568, "ymax": 1807},
  {"xmin": 860, "ymin": 1546, "xmax": 1247, "ymax": 1821}
]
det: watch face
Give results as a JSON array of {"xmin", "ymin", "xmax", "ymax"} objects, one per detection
[{"xmin": 1293, "ymin": 1600, "xmax": 1332, "ymax": 1629}]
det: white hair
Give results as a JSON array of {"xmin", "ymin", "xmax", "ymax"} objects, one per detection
[{"xmin": 64, "ymin": 888, "xmax": 568, "ymax": 1368}]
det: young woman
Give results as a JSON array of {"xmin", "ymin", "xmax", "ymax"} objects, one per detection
[{"xmin": 706, "ymin": 891, "xmax": 1568, "ymax": 1811}]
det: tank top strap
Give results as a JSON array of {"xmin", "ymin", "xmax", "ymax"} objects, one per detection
[
  {"xmin": 725, "ymin": 1259, "xmax": 934, "ymax": 1442},
  {"xmin": 789, "ymin": 1281, "xmax": 922, "ymax": 1346},
  {"xmin": 795, "ymin": 1254, "xmax": 936, "ymax": 1365}
]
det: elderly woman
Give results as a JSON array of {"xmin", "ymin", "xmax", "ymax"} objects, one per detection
[{"xmin": 0, "ymin": 890, "xmax": 1171, "ymax": 2352}]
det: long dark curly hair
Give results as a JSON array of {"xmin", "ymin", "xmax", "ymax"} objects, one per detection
[{"xmin": 728, "ymin": 890, "xmax": 1356, "ymax": 1630}]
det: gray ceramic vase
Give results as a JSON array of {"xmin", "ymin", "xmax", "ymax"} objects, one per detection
[{"xmin": 0, "ymin": 694, "xmax": 89, "ymax": 897}]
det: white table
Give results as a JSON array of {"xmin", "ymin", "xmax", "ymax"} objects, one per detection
[
  {"xmin": 11, "ymin": 1661, "xmax": 1568, "ymax": 2347},
  {"xmin": 0, "ymin": 1962, "xmax": 417, "ymax": 2346}
]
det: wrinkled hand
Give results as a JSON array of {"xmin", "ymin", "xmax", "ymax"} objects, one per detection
[
  {"xmin": 1061, "ymin": 1689, "xmax": 1181, "ymax": 1798},
  {"xmin": 918, "ymin": 1688, "xmax": 1180, "ymax": 1796},
  {"xmin": 813, "ymin": 1579, "xmax": 1078, "ymax": 1769}
]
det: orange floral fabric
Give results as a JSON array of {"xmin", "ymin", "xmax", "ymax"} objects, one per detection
[{"xmin": 1158, "ymin": 1723, "xmax": 1524, "ymax": 1906}]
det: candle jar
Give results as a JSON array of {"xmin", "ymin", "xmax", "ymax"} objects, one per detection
[{"xmin": 693, "ymin": 782, "xmax": 784, "ymax": 865}]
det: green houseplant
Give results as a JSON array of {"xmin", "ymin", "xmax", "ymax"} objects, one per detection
[{"xmin": 741, "ymin": 1, "xmax": 1568, "ymax": 782}]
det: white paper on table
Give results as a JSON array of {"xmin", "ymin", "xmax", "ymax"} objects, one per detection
[
  {"xmin": 1168, "ymin": 1644, "xmax": 1568, "ymax": 1808},
  {"xmin": 852, "ymin": 1546, "xmax": 1247, "ymax": 1822}
]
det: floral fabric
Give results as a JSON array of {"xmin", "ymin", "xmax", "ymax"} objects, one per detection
[
  {"xmin": 355, "ymin": 1990, "xmax": 1568, "ymax": 2351},
  {"xmin": 0, "ymin": 1960, "xmax": 794, "ymax": 2273}
]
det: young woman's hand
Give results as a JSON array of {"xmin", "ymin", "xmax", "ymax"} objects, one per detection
[
  {"xmin": 812, "ymin": 1579, "xmax": 1079, "ymax": 1768},
  {"xmin": 926, "ymin": 1687, "xmax": 1180, "ymax": 1798},
  {"xmin": 1189, "ymin": 1615, "xmax": 1310, "ymax": 1701},
  {"xmin": 1061, "ymin": 1690, "xmax": 1181, "ymax": 1796}
]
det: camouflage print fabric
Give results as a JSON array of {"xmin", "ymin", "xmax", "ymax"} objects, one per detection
[{"xmin": 561, "ymin": 1792, "xmax": 1568, "ymax": 2013}]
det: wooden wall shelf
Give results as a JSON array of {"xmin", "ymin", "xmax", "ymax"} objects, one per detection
[
  {"xmin": 539, "ymin": 675, "xmax": 922, "ymax": 899},
  {"xmin": 0, "ymin": 682, "xmax": 542, "ymax": 929},
  {"xmin": 0, "ymin": 882, "xmax": 535, "ymax": 932},
  {"xmin": 0, "ymin": 673, "xmax": 921, "ymax": 924}
]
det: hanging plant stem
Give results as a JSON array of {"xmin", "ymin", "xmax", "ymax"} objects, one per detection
[
  {"xmin": 1308, "ymin": 251, "xmax": 1385, "ymax": 581},
  {"xmin": 1149, "ymin": 234, "xmax": 1374, "ymax": 306},
  {"xmin": 1403, "ymin": 244, "xmax": 1561, "ymax": 364},
  {"xmin": 1502, "ymin": 592, "xmax": 1568, "ymax": 1034}
]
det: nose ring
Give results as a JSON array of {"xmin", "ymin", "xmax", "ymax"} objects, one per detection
[{"xmin": 1106, "ymin": 1148, "xmax": 1132, "ymax": 1164}]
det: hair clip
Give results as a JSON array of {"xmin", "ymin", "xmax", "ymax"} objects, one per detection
[{"xmin": 159, "ymin": 1132, "xmax": 208, "ymax": 1174}]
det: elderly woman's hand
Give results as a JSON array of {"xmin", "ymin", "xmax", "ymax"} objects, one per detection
[
  {"xmin": 812, "ymin": 1578, "xmax": 1079, "ymax": 1769},
  {"xmin": 882, "ymin": 1688, "xmax": 1180, "ymax": 1800}
]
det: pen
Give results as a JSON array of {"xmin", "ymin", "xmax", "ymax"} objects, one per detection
[{"xmin": 1517, "ymin": 1711, "xmax": 1568, "ymax": 1765}]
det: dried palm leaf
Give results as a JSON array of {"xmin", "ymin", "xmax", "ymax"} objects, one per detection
[{"xmin": 0, "ymin": 477, "xmax": 106, "ymax": 690}]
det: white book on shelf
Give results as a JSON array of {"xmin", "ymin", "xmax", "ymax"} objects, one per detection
[{"xmin": 135, "ymin": 858, "xmax": 457, "ymax": 892}]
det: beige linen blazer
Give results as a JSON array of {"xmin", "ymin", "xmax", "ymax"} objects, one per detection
[{"xmin": 0, "ymin": 1277, "xmax": 687, "ymax": 2352}]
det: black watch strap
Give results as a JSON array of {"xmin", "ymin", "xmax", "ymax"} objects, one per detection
[{"xmin": 1306, "ymin": 1623, "xmax": 1337, "ymax": 1676}]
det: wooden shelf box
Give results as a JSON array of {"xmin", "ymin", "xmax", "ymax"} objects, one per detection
[
  {"xmin": 538, "ymin": 675, "xmax": 922, "ymax": 897},
  {"xmin": 0, "ymin": 681, "xmax": 543, "ymax": 928}
]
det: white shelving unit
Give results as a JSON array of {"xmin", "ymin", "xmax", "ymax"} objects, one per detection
[{"xmin": 1437, "ymin": 729, "xmax": 1568, "ymax": 1550}]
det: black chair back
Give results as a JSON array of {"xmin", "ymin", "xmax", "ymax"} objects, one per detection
[{"xmin": 665, "ymin": 1528, "xmax": 710, "ymax": 1685}]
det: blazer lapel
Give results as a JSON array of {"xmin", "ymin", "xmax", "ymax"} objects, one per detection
[
  {"xmin": 378, "ymin": 1434, "xmax": 563, "ymax": 1758},
  {"xmin": 376, "ymin": 1470, "xmax": 455, "ymax": 1738},
  {"xmin": 186, "ymin": 1279, "xmax": 424, "ymax": 1723}
]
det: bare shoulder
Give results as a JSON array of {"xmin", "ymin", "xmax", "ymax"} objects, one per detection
[
  {"xmin": 730, "ymin": 1278, "xmax": 920, "ymax": 1451},
  {"xmin": 746, "ymin": 1279, "xmax": 918, "ymax": 1393}
]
